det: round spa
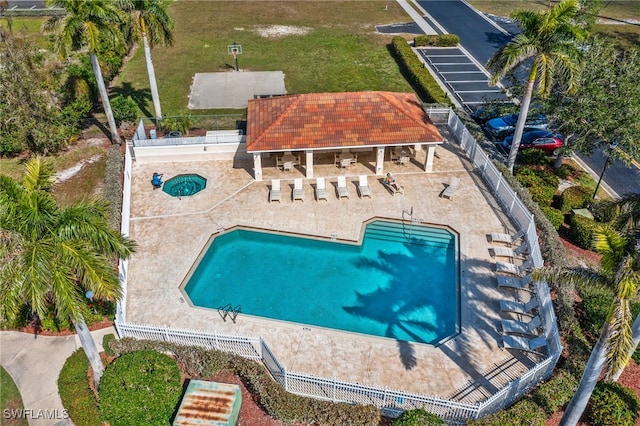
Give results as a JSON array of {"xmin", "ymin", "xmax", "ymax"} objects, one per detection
[{"xmin": 162, "ymin": 174, "xmax": 207, "ymax": 198}]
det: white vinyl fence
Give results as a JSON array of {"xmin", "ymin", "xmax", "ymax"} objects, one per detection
[{"xmin": 115, "ymin": 110, "xmax": 562, "ymax": 424}]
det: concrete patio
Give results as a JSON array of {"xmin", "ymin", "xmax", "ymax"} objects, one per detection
[{"xmin": 123, "ymin": 133, "xmax": 543, "ymax": 403}]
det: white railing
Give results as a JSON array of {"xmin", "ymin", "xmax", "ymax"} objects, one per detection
[
  {"xmin": 427, "ymin": 107, "xmax": 543, "ymax": 267},
  {"xmin": 114, "ymin": 108, "xmax": 562, "ymax": 424}
]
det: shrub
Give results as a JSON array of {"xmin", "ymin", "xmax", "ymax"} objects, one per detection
[
  {"xmin": 467, "ymin": 399, "xmax": 546, "ymax": 425},
  {"xmin": 99, "ymin": 350, "xmax": 182, "ymax": 426},
  {"xmin": 158, "ymin": 116, "xmax": 192, "ymax": 135},
  {"xmin": 532, "ymin": 370, "xmax": 578, "ymax": 414},
  {"xmin": 393, "ymin": 408, "xmax": 446, "ymax": 425},
  {"xmin": 515, "ymin": 167, "xmax": 559, "ymax": 205},
  {"xmin": 554, "ymin": 163, "xmax": 575, "ymax": 179},
  {"xmin": 231, "ymin": 356, "xmax": 380, "ymax": 425},
  {"xmin": 103, "ymin": 144, "xmax": 123, "ymax": 230},
  {"xmin": 110, "ymin": 95, "xmax": 138, "ymax": 125},
  {"xmin": 58, "ymin": 349, "xmax": 101, "ymax": 426},
  {"xmin": 557, "ymin": 185, "xmax": 592, "ymax": 213},
  {"xmin": 568, "ymin": 214, "xmax": 598, "ymax": 250},
  {"xmin": 390, "ymin": 36, "xmax": 450, "ymax": 104},
  {"xmin": 413, "ymin": 34, "xmax": 459, "ymax": 47},
  {"xmin": 577, "ymin": 282, "xmax": 614, "ymax": 339},
  {"xmin": 588, "ymin": 381, "xmax": 640, "ymax": 426},
  {"xmin": 103, "ymin": 333, "xmax": 116, "ymax": 357},
  {"xmin": 540, "ymin": 205, "xmax": 564, "ymax": 230},
  {"xmin": 518, "ymin": 149, "xmax": 552, "ymax": 167}
]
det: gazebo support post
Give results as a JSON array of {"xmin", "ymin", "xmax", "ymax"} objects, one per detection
[
  {"xmin": 425, "ymin": 144, "xmax": 436, "ymax": 172},
  {"xmin": 375, "ymin": 147, "xmax": 385, "ymax": 175},
  {"xmin": 305, "ymin": 150, "xmax": 314, "ymax": 178},
  {"xmin": 253, "ymin": 153, "xmax": 263, "ymax": 181}
]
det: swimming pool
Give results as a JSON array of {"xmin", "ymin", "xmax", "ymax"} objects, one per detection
[{"xmin": 182, "ymin": 220, "xmax": 460, "ymax": 345}]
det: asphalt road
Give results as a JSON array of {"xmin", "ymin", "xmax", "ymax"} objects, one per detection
[{"xmin": 417, "ymin": 0, "xmax": 640, "ymax": 198}]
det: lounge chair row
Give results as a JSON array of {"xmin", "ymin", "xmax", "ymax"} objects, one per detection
[
  {"xmin": 269, "ymin": 176, "xmax": 374, "ymax": 202},
  {"xmin": 490, "ymin": 228, "xmax": 547, "ymax": 354}
]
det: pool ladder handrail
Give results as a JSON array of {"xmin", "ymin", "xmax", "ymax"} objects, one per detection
[{"xmin": 218, "ymin": 303, "xmax": 241, "ymax": 323}]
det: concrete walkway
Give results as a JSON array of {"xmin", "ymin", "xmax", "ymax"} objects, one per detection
[
  {"xmin": 0, "ymin": 327, "xmax": 115, "ymax": 426},
  {"xmin": 395, "ymin": 0, "xmax": 438, "ymax": 35}
]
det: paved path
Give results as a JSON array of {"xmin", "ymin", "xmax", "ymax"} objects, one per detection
[
  {"xmin": 0, "ymin": 327, "xmax": 115, "ymax": 426},
  {"xmin": 395, "ymin": 0, "xmax": 438, "ymax": 35}
]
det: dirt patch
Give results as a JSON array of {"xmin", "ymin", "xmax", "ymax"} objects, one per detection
[{"xmin": 253, "ymin": 25, "xmax": 313, "ymax": 38}]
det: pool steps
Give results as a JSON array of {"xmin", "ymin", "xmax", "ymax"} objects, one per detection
[{"xmin": 364, "ymin": 221, "xmax": 454, "ymax": 248}]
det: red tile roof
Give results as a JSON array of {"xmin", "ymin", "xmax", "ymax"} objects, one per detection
[{"xmin": 246, "ymin": 92, "xmax": 444, "ymax": 152}]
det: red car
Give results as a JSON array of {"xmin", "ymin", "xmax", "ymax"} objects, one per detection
[{"xmin": 502, "ymin": 129, "xmax": 564, "ymax": 155}]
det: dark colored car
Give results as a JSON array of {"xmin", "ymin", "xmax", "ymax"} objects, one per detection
[
  {"xmin": 485, "ymin": 113, "xmax": 548, "ymax": 139},
  {"xmin": 469, "ymin": 104, "xmax": 516, "ymax": 126},
  {"xmin": 501, "ymin": 129, "xmax": 564, "ymax": 154},
  {"xmin": 165, "ymin": 131, "xmax": 182, "ymax": 138}
]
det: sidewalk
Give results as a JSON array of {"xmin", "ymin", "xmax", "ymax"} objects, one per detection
[{"xmin": 0, "ymin": 327, "xmax": 116, "ymax": 426}]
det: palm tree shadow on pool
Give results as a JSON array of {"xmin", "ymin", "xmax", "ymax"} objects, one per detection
[{"xmin": 343, "ymin": 241, "xmax": 458, "ymax": 370}]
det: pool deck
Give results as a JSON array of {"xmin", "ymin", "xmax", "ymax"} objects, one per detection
[{"xmin": 124, "ymin": 136, "xmax": 543, "ymax": 403}]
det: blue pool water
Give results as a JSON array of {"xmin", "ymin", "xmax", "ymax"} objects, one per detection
[{"xmin": 183, "ymin": 220, "xmax": 459, "ymax": 345}]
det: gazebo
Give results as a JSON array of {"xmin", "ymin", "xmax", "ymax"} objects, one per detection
[{"xmin": 246, "ymin": 91, "xmax": 445, "ymax": 181}]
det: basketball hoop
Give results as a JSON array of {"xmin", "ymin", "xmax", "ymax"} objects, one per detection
[{"xmin": 227, "ymin": 42, "xmax": 242, "ymax": 71}]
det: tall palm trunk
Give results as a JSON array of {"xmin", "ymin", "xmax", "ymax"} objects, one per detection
[
  {"xmin": 73, "ymin": 316, "xmax": 105, "ymax": 389},
  {"xmin": 560, "ymin": 323, "xmax": 610, "ymax": 426},
  {"xmin": 90, "ymin": 54, "xmax": 121, "ymax": 145},
  {"xmin": 506, "ymin": 70, "xmax": 536, "ymax": 174},
  {"xmin": 143, "ymin": 33, "xmax": 162, "ymax": 121},
  {"xmin": 610, "ymin": 313, "xmax": 640, "ymax": 381}
]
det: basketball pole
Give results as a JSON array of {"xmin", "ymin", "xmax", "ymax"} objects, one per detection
[{"xmin": 234, "ymin": 53, "xmax": 239, "ymax": 71}]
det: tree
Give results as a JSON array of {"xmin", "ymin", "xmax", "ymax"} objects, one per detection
[
  {"xmin": 118, "ymin": 0, "xmax": 174, "ymax": 122},
  {"xmin": 595, "ymin": 194, "xmax": 640, "ymax": 380},
  {"xmin": 544, "ymin": 38, "xmax": 640, "ymax": 167},
  {"xmin": 0, "ymin": 158, "xmax": 136, "ymax": 388},
  {"xmin": 533, "ymin": 194, "xmax": 640, "ymax": 426},
  {"xmin": 0, "ymin": 28, "xmax": 77, "ymax": 155},
  {"xmin": 487, "ymin": 0, "xmax": 586, "ymax": 174},
  {"xmin": 44, "ymin": 0, "xmax": 126, "ymax": 145}
]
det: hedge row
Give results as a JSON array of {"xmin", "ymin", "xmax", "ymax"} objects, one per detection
[
  {"xmin": 108, "ymin": 338, "xmax": 383, "ymax": 425},
  {"xmin": 414, "ymin": 34, "xmax": 459, "ymax": 47},
  {"xmin": 390, "ymin": 36, "xmax": 450, "ymax": 104},
  {"xmin": 103, "ymin": 144, "xmax": 123, "ymax": 231}
]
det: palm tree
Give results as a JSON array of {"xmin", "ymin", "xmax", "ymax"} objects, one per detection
[
  {"xmin": 595, "ymin": 194, "xmax": 640, "ymax": 381},
  {"xmin": 44, "ymin": 0, "xmax": 125, "ymax": 145},
  {"xmin": 0, "ymin": 158, "xmax": 136, "ymax": 388},
  {"xmin": 533, "ymin": 216, "xmax": 640, "ymax": 425},
  {"xmin": 487, "ymin": 0, "xmax": 586, "ymax": 174},
  {"xmin": 118, "ymin": 0, "xmax": 174, "ymax": 122}
]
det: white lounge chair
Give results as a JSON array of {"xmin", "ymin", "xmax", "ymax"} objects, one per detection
[
  {"xmin": 440, "ymin": 177, "xmax": 460, "ymax": 199},
  {"xmin": 497, "ymin": 275, "xmax": 534, "ymax": 292},
  {"xmin": 499, "ymin": 297, "xmax": 539, "ymax": 316},
  {"xmin": 269, "ymin": 179, "xmax": 281, "ymax": 203},
  {"xmin": 501, "ymin": 315, "xmax": 542, "ymax": 335},
  {"xmin": 358, "ymin": 175, "xmax": 371, "ymax": 198},
  {"xmin": 337, "ymin": 176, "xmax": 349, "ymax": 199},
  {"xmin": 293, "ymin": 178, "xmax": 304, "ymax": 201},
  {"xmin": 488, "ymin": 229, "xmax": 525, "ymax": 245},
  {"xmin": 501, "ymin": 335, "xmax": 547, "ymax": 354},
  {"xmin": 496, "ymin": 258, "xmax": 534, "ymax": 276},
  {"xmin": 490, "ymin": 242, "xmax": 529, "ymax": 259},
  {"xmin": 315, "ymin": 177, "xmax": 328, "ymax": 201}
]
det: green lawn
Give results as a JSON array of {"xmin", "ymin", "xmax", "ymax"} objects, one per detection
[
  {"xmin": 0, "ymin": 366, "xmax": 28, "ymax": 426},
  {"xmin": 467, "ymin": 0, "xmax": 640, "ymax": 48},
  {"xmin": 113, "ymin": 1, "xmax": 415, "ymax": 117}
]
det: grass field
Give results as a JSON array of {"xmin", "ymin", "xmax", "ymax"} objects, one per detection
[
  {"xmin": 468, "ymin": 0, "xmax": 640, "ymax": 48},
  {"xmin": 113, "ymin": 1, "xmax": 415, "ymax": 116},
  {"xmin": 0, "ymin": 366, "xmax": 28, "ymax": 426}
]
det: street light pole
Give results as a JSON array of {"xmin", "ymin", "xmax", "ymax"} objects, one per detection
[{"xmin": 592, "ymin": 142, "xmax": 618, "ymax": 199}]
